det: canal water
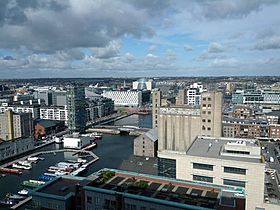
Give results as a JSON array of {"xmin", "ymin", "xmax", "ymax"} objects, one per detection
[
  {"xmin": 110, "ymin": 113, "xmax": 152, "ymax": 128},
  {"xmin": 0, "ymin": 114, "xmax": 151, "ymax": 208}
]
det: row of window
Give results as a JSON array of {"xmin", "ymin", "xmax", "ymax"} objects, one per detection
[
  {"xmin": 193, "ymin": 163, "xmax": 247, "ymax": 175},
  {"xmin": 193, "ymin": 175, "xmax": 246, "ymax": 187}
]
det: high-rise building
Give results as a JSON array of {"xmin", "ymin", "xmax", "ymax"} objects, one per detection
[
  {"xmin": 66, "ymin": 85, "xmax": 86, "ymax": 133},
  {"xmin": 0, "ymin": 110, "xmax": 33, "ymax": 141}
]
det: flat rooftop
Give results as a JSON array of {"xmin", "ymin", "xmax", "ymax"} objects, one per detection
[
  {"xmin": 85, "ymin": 169, "xmax": 245, "ymax": 209},
  {"xmin": 35, "ymin": 176, "xmax": 86, "ymax": 199},
  {"xmin": 186, "ymin": 136, "xmax": 262, "ymax": 163}
]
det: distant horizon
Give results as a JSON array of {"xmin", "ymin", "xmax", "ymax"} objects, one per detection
[{"xmin": 1, "ymin": 75, "xmax": 280, "ymax": 81}]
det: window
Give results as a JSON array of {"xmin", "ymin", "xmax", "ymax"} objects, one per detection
[
  {"xmin": 207, "ymin": 119, "xmax": 211, "ymax": 123},
  {"xmin": 226, "ymin": 150, "xmax": 250, "ymax": 155},
  {"xmin": 158, "ymin": 158, "xmax": 176, "ymax": 178},
  {"xmin": 202, "ymin": 111, "xmax": 206, "ymax": 114},
  {"xmin": 208, "ymin": 111, "xmax": 211, "ymax": 114},
  {"xmin": 193, "ymin": 163, "xmax": 213, "ymax": 171},
  {"xmin": 203, "ymin": 97, "xmax": 206, "ymax": 101},
  {"xmin": 203, "ymin": 104, "xmax": 206, "ymax": 107},
  {"xmin": 224, "ymin": 167, "xmax": 246, "ymax": 175},
  {"xmin": 208, "ymin": 104, "xmax": 211, "ymax": 108},
  {"xmin": 208, "ymin": 97, "xmax": 211, "ymax": 101},
  {"xmin": 207, "ymin": 127, "xmax": 211, "ymax": 131},
  {"xmin": 223, "ymin": 179, "xmax": 245, "ymax": 187},
  {"xmin": 202, "ymin": 119, "xmax": 206, "ymax": 122},
  {"xmin": 87, "ymin": 196, "xmax": 92, "ymax": 204},
  {"xmin": 193, "ymin": 175, "xmax": 213, "ymax": 183},
  {"xmin": 202, "ymin": 125, "xmax": 206, "ymax": 130}
]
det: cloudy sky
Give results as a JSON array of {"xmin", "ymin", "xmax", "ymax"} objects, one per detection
[{"xmin": 0, "ymin": 0, "xmax": 280, "ymax": 78}]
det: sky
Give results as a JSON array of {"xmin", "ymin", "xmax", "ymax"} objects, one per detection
[{"xmin": 0, "ymin": 0, "xmax": 280, "ymax": 78}]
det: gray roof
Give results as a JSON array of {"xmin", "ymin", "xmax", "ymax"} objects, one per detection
[
  {"xmin": 267, "ymin": 110, "xmax": 280, "ymax": 117},
  {"xmin": 37, "ymin": 119, "xmax": 63, "ymax": 128},
  {"xmin": 120, "ymin": 155, "xmax": 158, "ymax": 175},
  {"xmin": 145, "ymin": 128, "xmax": 158, "ymax": 142},
  {"xmin": 186, "ymin": 137, "xmax": 261, "ymax": 163}
]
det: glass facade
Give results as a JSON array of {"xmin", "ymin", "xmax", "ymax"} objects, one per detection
[{"xmin": 158, "ymin": 158, "xmax": 176, "ymax": 178}]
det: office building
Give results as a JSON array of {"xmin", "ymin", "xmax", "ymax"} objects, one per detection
[
  {"xmin": 0, "ymin": 110, "xmax": 33, "ymax": 141},
  {"xmin": 66, "ymin": 85, "xmax": 86, "ymax": 132},
  {"xmin": 232, "ymin": 89, "xmax": 280, "ymax": 105},
  {"xmin": 158, "ymin": 136, "xmax": 280, "ymax": 210},
  {"xmin": 102, "ymin": 90, "xmax": 142, "ymax": 107}
]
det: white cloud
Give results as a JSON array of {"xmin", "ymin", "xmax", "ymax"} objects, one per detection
[
  {"xmin": 254, "ymin": 36, "xmax": 280, "ymax": 50},
  {"xmin": 92, "ymin": 41, "xmax": 121, "ymax": 59},
  {"xmin": 184, "ymin": 44, "xmax": 193, "ymax": 51},
  {"xmin": 209, "ymin": 58, "xmax": 238, "ymax": 67}
]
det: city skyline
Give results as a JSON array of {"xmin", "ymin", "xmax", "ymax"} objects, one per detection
[{"xmin": 0, "ymin": 0, "xmax": 280, "ymax": 78}]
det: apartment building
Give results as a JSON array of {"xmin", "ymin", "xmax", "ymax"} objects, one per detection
[
  {"xmin": 40, "ymin": 106, "xmax": 68, "ymax": 122},
  {"xmin": 0, "ymin": 110, "xmax": 33, "ymax": 141}
]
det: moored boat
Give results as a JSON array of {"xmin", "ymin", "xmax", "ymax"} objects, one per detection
[
  {"xmin": 12, "ymin": 163, "xmax": 32, "ymax": 170},
  {"xmin": 0, "ymin": 198, "xmax": 17, "ymax": 206},
  {"xmin": 22, "ymin": 180, "xmax": 45, "ymax": 188},
  {"xmin": 18, "ymin": 161, "xmax": 32, "ymax": 167},
  {"xmin": 6, "ymin": 193, "xmax": 25, "ymax": 200},
  {"xmin": 18, "ymin": 189, "xmax": 30, "ymax": 196}
]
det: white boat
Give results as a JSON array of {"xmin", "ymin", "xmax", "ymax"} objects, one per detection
[
  {"xmin": 54, "ymin": 171, "xmax": 68, "ymax": 176},
  {"xmin": 27, "ymin": 157, "xmax": 39, "ymax": 161},
  {"xmin": 44, "ymin": 172, "xmax": 57, "ymax": 177},
  {"xmin": 17, "ymin": 189, "xmax": 29, "ymax": 196},
  {"xmin": 12, "ymin": 163, "xmax": 31, "ymax": 170},
  {"xmin": 18, "ymin": 161, "xmax": 32, "ymax": 167},
  {"xmin": 77, "ymin": 158, "xmax": 87, "ymax": 163}
]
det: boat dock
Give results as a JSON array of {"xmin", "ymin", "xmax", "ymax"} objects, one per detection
[
  {"xmin": 0, "ymin": 149, "xmax": 99, "ymax": 174},
  {"xmin": 10, "ymin": 196, "xmax": 32, "ymax": 209}
]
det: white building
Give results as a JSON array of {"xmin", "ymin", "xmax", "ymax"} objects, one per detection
[
  {"xmin": 158, "ymin": 136, "xmax": 278, "ymax": 210},
  {"xmin": 186, "ymin": 82, "xmax": 206, "ymax": 105},
  {"xmin": 40, "ymin": 106, "xmax": 68, "ymax": 122},
  {"xmin": 102, "ymin": 90, "xmax": 142, "ymax": 107},
  {"xmin": 63, "ymin": 133, "xmax": 92, "ymax": 149},
  {"xmin": 0, "ymin": 105, "xmax": 39, "ymax": 118}
]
